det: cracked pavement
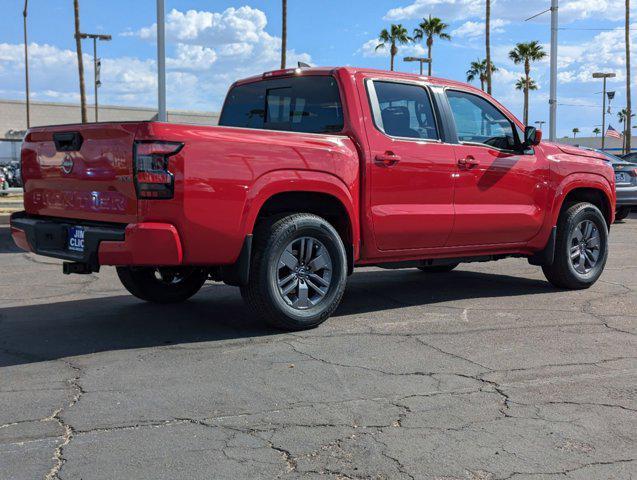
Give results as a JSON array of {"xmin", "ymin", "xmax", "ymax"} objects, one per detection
[{"xmin": 0, "ymin": 215, "xmax": 635, "ymax": 480}]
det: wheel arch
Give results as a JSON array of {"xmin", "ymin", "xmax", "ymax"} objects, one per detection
[
  {"xmin": 552, "ymin": 175, "xmax": 615, "ymax": 229},
  {"xmin": 240, "ymin": 171, "xmax": 360, "ymax": 269}
]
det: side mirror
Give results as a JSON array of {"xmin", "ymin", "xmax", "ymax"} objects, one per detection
[{"xmin": 524, "ymin": 126, "xmax": 542, "ymax": 146}]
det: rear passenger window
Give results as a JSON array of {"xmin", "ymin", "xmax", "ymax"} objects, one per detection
[
  {"xmin": 371, "ymin": 81, "xmax": 438, "ymax": 140},
  {"xmin": 220, "ymin": 76, "xmax": 344, "ymax": 134}
]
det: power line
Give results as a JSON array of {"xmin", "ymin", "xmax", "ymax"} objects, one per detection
[
  {"xmin": 558, "ymin": 27, "xmax": 637, "ymax": 31},
  {"xmin": 558, "ymin": 103, "xmax": 601, "ymax": 107}
]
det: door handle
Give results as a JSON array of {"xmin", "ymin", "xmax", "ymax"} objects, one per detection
[
  {"xmin": 375, "ymin": 152, "xmax": 401, "ymax": 167},
  {"xmin": 458, "ymin": 156, "xmax": 479, "ymax": 169}
]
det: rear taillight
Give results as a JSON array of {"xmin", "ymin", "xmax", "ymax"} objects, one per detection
[{"xmin": 133, "ymin": 141, "xmax": 183, "ymax": 199}]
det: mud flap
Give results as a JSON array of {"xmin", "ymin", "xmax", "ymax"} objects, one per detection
[{"xmin": 528, "ymin": 226, "xmax": 557, "ymax": 266}]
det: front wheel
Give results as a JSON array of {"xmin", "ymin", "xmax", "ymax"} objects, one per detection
[
  {"xmin": 241, "ymin": 214, "xmax": 348, "ymax": 331},
  {"xmin": 117, "ymin": 266, "xmax": 208, "ymax": 303},
  {"xmin": 542, "ymin": 202, "xmax": 608, "ymax": 289}
]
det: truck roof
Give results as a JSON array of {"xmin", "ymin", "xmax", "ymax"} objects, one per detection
[{"xmin": 232, "ymin": 66, "xmax": 483, "ymax": 93}]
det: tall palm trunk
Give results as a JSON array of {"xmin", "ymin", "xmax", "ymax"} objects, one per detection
[
  {"xmin": 485, "ymin": 0, "xmax": 492, "ymax": 94},
  {"xmin": 23, "ymin": 0, "xmax": 30, "ymax": 128},
  {"xmin": 73, "ymin": 0, "xmax": 87, "ymax": 123},
  {"xmin": 280, "ymin": 0, "xmax": 287, "ymax": 69},
  {"xmin": 390, "ymin": 43, "xmax": 397, "ymax": 71},
  {"xmin": 626, "ymin": 0, "xmax": 632, "ymax": 152},
  {"xmin": 523, "ymin": 60, "xmax": 530, "ymax": 125},
  {"xmin": 427, "ymin": 37, "xmax": 433, "ymax": 76}
]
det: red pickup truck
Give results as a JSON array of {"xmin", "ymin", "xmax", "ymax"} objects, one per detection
[{"xmin": 11, "ymin": 66, "xmax": 615, "ymax": 330}]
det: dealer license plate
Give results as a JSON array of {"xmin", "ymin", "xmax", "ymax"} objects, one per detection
[{"xmin": 67, "ymin": 226, "xmax": 85, "ymax": 253}]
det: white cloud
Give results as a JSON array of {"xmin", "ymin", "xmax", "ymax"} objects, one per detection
[
  {"xmin": 359, "ymin": 39, "xmax": 426, "ymax": 58},
  {"xmin": 451, "ymin": 19, "xmax": 508, "ymax": 38},
  {"xmin": 0, "ymin": 6, "xmax": 312, "ymax": 111},
  {"xmin": 384, "ymin": 0, "xmax": 483, "ymax": 21},
  {"xmin": 136, "ymin": 7, "xmax": 268, "ymax": 45},
  {"xmin": 167, "ymin": 44, "xmax": 217, "ymax": 70}
]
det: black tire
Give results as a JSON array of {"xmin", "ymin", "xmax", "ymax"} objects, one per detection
[
  {"xmin": 542, "ymin": 202, "xmax": 608, "ymax": 289},
  {"xmin": 614, "ymin": 206, "xmax": 631, "ymax": 222},
  {"xmin": 418, "ymin": 263, "xmax": 459, "ymax": 273},
  {"xmin": 240, "ymin": 213, "xmax": 348, "ymax": 331},
  {"xmin": 117, "ymin": 266, "xmax": 208, "ymax": 303}
]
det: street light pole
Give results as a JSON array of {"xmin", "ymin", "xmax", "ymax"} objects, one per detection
[
  {"xmin": 549, "ymin": 0, "xmax": 558, "ymax": 142},
  {"xmin": 23, "ymin": 0, "xmax": 30, "ymax": 129},
  {"xmin": 157, "ymin": 0, "xmax": 167, "ymax": 122},
  {"xmin": 403, "ymin": 56, "xmax": 431, "ymax": 75},
  {"xmin": 79, "ymin": 33, "xmax": 111, "ymax": 122},
  {"xmin": 593, "ymin": 72, "xmax": 616, "ymax": 150},
  {"xmin": 525, "ymin": 1, "xmax": 558, "ymax": 141},
  {"xmin": 535, "ymin": 120, "xmax": 546, "ymax": 131}
]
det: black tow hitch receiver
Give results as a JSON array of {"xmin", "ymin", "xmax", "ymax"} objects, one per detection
[{"xmin": 63, "ymin": 262, "xmax": 96, "ymax": 275}]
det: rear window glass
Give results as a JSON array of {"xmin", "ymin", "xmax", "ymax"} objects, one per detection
[{"xmin": 219, "ymin": 76, "xmax": 344, "ymax": 134}]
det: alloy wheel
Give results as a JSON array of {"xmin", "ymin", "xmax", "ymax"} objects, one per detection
[
  {"xmin": 569, "ymin": 220, "xmax": 601, "ymax": 274},
  {"xmin": 276, "ymin": 236, "xmax": 333, "ymax": 310}
]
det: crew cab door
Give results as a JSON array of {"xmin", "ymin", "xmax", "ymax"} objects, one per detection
[
  {"xmin": 444, "ymin": 89, "xmax": 548, "ymax": 246},
  {"xmin": 365, "ymin": 79, "xmax": 457, "ymax": 251}
]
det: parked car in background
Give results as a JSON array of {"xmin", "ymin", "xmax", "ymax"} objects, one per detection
[
  {"xmin": 583, "ymin": 148, "xmax": 636, "ymax": 221},
  {"xmin": 11, "ymin": 66, "xmax": 616, "ymax": 330},
  {"xmin": 621, "ymin": 152, "xmax": 637, "ymax": 163}
]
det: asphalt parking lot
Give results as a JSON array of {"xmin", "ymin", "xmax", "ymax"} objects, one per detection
[{"xmin": 1, "ymin": 215, "xmax": 635, "ymax": 480}]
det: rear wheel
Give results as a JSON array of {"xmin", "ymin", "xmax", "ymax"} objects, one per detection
[
  {"xmin": 241, "ymin": 213, "xmax": 347, "ymax": 331},
  {"xmin": 117, "ymin": 266, "xmax": 208, "ymax": 303},
  {"xmin": 615, "ymin": 206, "xmax": 631, "ymax": 222},
  {"xmin": 542, "ymin": 202, "xmax": 608, "ymax": 289},
  {"xmin": 418, "ymin": 263, "xmax": 459, "ymax": 273}
]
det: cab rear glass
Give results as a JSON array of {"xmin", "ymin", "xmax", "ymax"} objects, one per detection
[{"xmin": 219, "ymin": 75, "xmax": 344, "ymax": 134}]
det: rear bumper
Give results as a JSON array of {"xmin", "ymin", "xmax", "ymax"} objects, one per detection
[
  {"xmin": 616, "ymin": 186, "xmax": 637, "ymax": 206},
  {"xmin": 10, "ymin": 212, "xmax": 183, "ymax": 269}
]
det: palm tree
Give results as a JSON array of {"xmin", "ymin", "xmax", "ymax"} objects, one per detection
[
  {"xmin": 618, "ymin": 108, "xmax": 635, "ymax": 153},
  {"xmin": 509, "ymin": 41, "xmax": 546, "ymax": 125},
  {"xmin": 515, "ymin": 77, "xmax": 538, "ymax": 93},
  {"xmin": 376, "ymin": 24, "xmax": 412, "ymax": 71},
  {"xmin": 280, "ymin": 0, "xmax": 287, "ymax": 69},
  {"xmin": 413, "ymin": 15, "xmax": 451, "ymax": 76},
  {"xmin": 485, "ymin": 0, "xmax": 492, "ymax": 94},
  {"xmin": 626, "ymin": 0, "xmax": 632, "ymax": 153},
  {"xmin": 572, "ymin": 128, "xmax": 580, "ymax": 138},
  {"xmin": 593, "ymin": 127, "xmax": 601, "ymax": 137},
  {"xmin": 466, "ymin": 59, "xmax": 498, "ymax": 91}
]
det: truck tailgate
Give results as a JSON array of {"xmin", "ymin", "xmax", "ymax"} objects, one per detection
[{"xmin": 22, "ymin": 123, "xmax": 140, "ymax": 224}]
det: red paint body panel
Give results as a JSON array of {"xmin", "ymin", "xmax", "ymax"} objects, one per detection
[
  {"xmin": 17, "ymin": 67, "xmax": 615, "ymax": 268},
  {"xmin": 98, "ymin": 223, "xmax": 183, "ymax": 266},
  {"xmin": 22, "ymin": 123, "xmax": 139, "ymax": 224}
]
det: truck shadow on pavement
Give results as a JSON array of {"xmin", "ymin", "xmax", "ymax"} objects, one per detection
[{"xmin": 0, "ymin": 268, "xmax": 553, "ymax": 368}]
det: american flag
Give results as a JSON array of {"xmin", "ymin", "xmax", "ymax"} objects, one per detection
[{"xmin": 606, "ymin": 125, "xmax": 622, "ymax": 139}]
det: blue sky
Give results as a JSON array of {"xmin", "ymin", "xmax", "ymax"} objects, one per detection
[{"xmin": 0, "ymin": 0, "xmax": 634, "ymax": 137}]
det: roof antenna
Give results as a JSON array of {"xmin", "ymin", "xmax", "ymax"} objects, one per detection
[{"xmin": 297, "ymin": 61, "xmax": 311, "ymax": 68}]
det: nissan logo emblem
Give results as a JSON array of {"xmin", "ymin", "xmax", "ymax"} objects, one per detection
[{"xmin": 61, "ymin": 154, "xmax": 74, "ymax": 175}]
